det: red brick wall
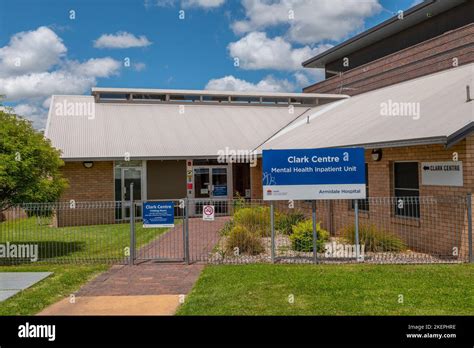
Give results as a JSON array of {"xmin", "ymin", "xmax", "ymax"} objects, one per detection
[
  {"xmin": 55, "ymin": 161, "xmax": 115, "ymax": 226},
  {"xmin": 304, "ymin": 24, "xmax": 474, "ymax": 96}
]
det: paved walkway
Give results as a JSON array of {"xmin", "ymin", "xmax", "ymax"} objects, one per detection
[{"xmin": 39, "ymin": 217, "xmax": 227, "ymax": 315}]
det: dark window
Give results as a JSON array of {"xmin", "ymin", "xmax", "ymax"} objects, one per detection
[
  {"xmin": 393, "ymin": 162, "xmax": 420, "ymax": 218},
  {"xmin": 351, "ymin": 163, "xmax": 369, "ymax": 211}
]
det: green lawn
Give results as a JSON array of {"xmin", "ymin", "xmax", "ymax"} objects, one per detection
[
  {"xmin": 0, "ymin": 217, "xmax": 178, "ymax": 262},
  {"xmin": 0, "ymin": 264, "xmax": 108, "ymax": 315},
  {"xmin": 177, "ymin": 264, "xmax": 474, "ymax": 315}
]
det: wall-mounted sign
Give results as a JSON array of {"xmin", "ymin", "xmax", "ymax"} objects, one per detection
[
  {"xmin": 213, "ymin": 185, "xmax": 228, "ymax": 197},
  {"xmin": 262, "ymin": 148, "xmax": 366, "ymax": 200},
  {"xmin": 421, "ymin": 161, "xmax": 463, "ymax": 187},
  {"xmin": 143, "ymin": 201, "xmax": 175, "ymax": 228},
  {"xmin": 202, "ymin": 205, "xmax": 215, "ymax": 221}
]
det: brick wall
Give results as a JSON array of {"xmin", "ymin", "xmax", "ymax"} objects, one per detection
[
  {"xmin": 304, "ymin": 23, "xmax": 474, "ymax": 96},
  {"xmin": 54, "ymin": 161, "xmax": 115, "ymax": 227}
]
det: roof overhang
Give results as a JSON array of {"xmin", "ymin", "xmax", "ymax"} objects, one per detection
[{"xmin": 302, "ymin": 0, "xmax": 466, "ymax": 69}]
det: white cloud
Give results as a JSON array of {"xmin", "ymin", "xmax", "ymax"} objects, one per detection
[
  {"xmin": 232, "ymin": 0, "xmax": 382, "ymax": 44},
  {"xmin": 94, "ymin": 31, "xmax": 152, "ymax": 49},
  {"xmin": 146, "ymin": 0, "xmax": 225, "ymax": 8},
  {"xmin": 183, "ymin": 0, "xmax": 225, "ymax": 7},
  {"xmin": 133, "ymin": 62, "xmax": 147, "ymax": 71},
  {"xmin": 0, "ymin": 58, "xmax": 120, "ymax": 100},
  {"xmin": 13, "ymin": 102, "xmax": 47, "ymax": 129},
  {"xmin": 229, "ymin": 32, "xmax": 332, "ymax": 71},
  {"xmin": 205, "ymin": 75, "xmax": 294, "ymax": 93},
  {"xmin": 0, "ymin": 26, "xmax": 66, "ymax": 77},
  {"xmin": 0, "ymin": 27, "xmax": 122, "ymax": 128}
]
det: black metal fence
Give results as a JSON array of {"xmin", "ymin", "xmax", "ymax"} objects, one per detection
[{"xmin": 0, "ymin": 195, "xmax": 472, "ymax": 265}]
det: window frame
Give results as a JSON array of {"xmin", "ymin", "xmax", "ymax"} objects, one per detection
[{"xmin": 392, "ymin": 161, "xmax": 420, "ymax": 219}]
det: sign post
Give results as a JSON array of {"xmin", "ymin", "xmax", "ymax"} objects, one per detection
[{"xmin": 263, "ymin": 148, "xmax": 366, "ymax": 263}]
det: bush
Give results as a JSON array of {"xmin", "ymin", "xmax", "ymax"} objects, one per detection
[
  {"xmin": 233, "ymin": 206, "xmax": 270, "ymax": 237},
  {"xmin": 225, "ymin": 225, "xmax": 264, "ymax": 256},
  {"xmin": 276, "ymin": 211, "xmax": 306, "ymax": 235},
  {"xmin": 220, "ymin": 219, "xmax": 235, "ymax": 236},
  {"xmin": 289, "ymin": 220, "xmax": 329, "ymax": 252},
  {"xmin": 342, "ymin": 224, "xmax": 407, "ymax": 252}
]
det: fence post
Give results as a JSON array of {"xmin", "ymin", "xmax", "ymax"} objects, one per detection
[
  {"xmin": 467, "ymin": 193, "xmax": 473, "ymax": 263},
  {"xmin": 312, "ymin": 200, "xmax": 318, "ymax": 264},
  {"xmin": 354, "ymin": 199, "xmax": 361, "ymax": 262},
  {"xmin": 185, "ymin": 198, "xmax": 190, "ymax": 264},
  {"xmin": 129, "ymin": 182, "xmax": 135, "ymax": 266},
  {"xmin": 271, "ymin": 202, "xmax": 275, "ymax": 263}
]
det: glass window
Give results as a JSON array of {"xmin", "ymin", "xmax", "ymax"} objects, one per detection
[{"xmin": 393, "ymin": 162, "xmax": 420, "ymax": 218}]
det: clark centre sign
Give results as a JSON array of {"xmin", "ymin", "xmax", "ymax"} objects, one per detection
[{"xmin": 262, "ymin": 148, "xmax": 366, "ymax": 200}]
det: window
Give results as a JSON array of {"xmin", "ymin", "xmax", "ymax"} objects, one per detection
[
  {"xmin": 351, "ymin": 163, "xmax": 369, "ymax": 211},
  {"xmin": 393, "ymin": 162, "xmax": 420, "ymax": 218}
]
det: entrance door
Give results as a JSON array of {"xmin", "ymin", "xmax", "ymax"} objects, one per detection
[
  {"xmin": 193, "ymin": 166, "xmax": 228, "ymax": 214},
  {"xmin": 122, "ymin": 168, "xmax": 142, "ymax": 219}
]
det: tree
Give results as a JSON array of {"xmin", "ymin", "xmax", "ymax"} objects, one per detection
[{"xmin": 0, "ymin": 108, "xmax": 68, "ymax": 211}]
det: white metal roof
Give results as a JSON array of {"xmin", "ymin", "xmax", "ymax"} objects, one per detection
[
  {"xmin": 45, "ymin": 99, "xmax": 314, "ymax": 160},
  {"xmin": 46, "ymin": 64, "xmax": 474, "ymax": 160},
  {"xmin": 259, "ymin": 63, "xmax": 474, "ymax": 151}
]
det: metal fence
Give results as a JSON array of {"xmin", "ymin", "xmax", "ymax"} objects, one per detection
[{"xmin": 0, "ymin": 195, "xmax": 473, "ymax": 265}]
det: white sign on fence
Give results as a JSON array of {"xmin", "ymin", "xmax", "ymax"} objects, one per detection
[
  {"xmin": 421, "ymin": 161, "xmax": 463, "ymax": 187},
  {"xmin": 202, "ymin": 205, "xmax": 215, "ymax": 221}
]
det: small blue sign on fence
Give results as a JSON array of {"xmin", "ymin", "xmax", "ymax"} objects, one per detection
[
  {"xmin": 143, "ymin": 201, "xmax": 175, "ymax": 228},
  {"xmin": 262, "ymin": 148, "xmax": 366, "ymax": 200}
]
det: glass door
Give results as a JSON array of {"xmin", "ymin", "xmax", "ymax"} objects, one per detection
[
  {"xmin": 211, "ymin": 167, "xmax": 228, "ymax": 214},
  {"xmin": 122, "ymin": 168, "xmax": 142, "ymax": 220},
  {"xmin": 211, "ymin": 168, "xmax": 228, "ymax": 197},
  {"xmin": 194, "ymin": 168, "xmax": 210, "ymax": 198}
]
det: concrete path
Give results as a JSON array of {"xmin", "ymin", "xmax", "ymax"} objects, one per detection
[
  {"xmin": 39, "ymin": 216, "xmax": 228, "ymax": 315},
  {"xmin": 0, "ymin": 272, "xmax": 52, "ymax": 302},
  {"xmin": 38, "ymin": 263, "xmax": 204, "ymax": 316}
]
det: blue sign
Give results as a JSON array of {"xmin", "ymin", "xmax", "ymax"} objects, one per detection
[
  {"xmin": 143, "ymin": 201, "xmax": 175, "ymax": 228},
  {"xmin": 262, "ymin": 148, "xmax": 366, "ymax": 200},
  {"xmin": 213, "ymin": 185, "xmax": 228, "ymax": 197}
]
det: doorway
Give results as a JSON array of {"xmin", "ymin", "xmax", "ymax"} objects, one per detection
[{"xmin": 193, "ymin": 166, "xmax": 229, "ymax": 214}]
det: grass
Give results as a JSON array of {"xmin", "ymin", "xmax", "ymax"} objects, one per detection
[
  {"xmin": 177, "ymin": 264, "xmax": 474, "ymax": 315},
  {"xmin": 0, "ymin": 217, "xmax": 177, "ymax": 262},
  {"xmin": 0, "ymin": 263, "xmax": 108, "ymax": 315}
]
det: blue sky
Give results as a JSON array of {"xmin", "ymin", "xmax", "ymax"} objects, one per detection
[{"xmin": 0, "ymin": 0, "xmax": 420, "ymax": 128}]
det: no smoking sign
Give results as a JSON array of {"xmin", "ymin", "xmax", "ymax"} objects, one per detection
[{"xmin": 202, "ymin": 205, "xmax": 215, "ymax": 221}]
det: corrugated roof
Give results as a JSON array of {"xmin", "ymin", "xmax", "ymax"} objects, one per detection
[
  {"xmin": 259, "ymin": 63, "xmax": 474, "ymax": 151},
  {"xmin": 45, "ymin": 99, "xmax": 314, "ymax": 160}
]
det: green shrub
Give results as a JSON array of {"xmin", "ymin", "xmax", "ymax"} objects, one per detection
[
  {"xmin": 233, "ymin": 206, "xmax": 270, "ymax": 237},
  {"xmin": 342, "ymin": 224, "xmax": 407, "ymax": 252},
  {"xmin": 289, "ymin": 220, "xmax": 329, "ymax": 252},
  {"xmin": 225, "ymin": 225, "xmax": 264, "ymax": 256},
  {"xmin": 220, "ymin": 219, "xmax": 235, "ymax": 236},
  {"xmin": 276, "ymin": 211, "xmax": 306, "ymax": 235}
]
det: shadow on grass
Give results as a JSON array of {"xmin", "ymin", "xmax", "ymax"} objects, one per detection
[{"xmin": 0, "ymin": 241, "xmax": 86, "ymax": 265}]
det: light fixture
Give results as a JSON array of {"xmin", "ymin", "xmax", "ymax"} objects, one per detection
[
  {"xmin": 371, "ymin": 149, "xmax": 382, "ymax": 162},
  {"xmin": 83, "ymin": 161, "xmax": 94, "ymax": 169}
]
